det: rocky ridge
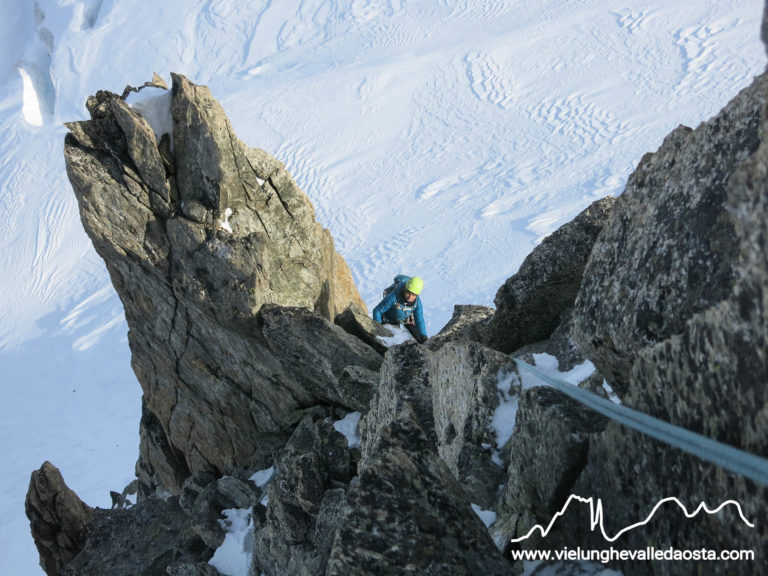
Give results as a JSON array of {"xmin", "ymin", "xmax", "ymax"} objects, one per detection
[
  {"xmin": 27, "ymin": 12, "xmax": 768, "ymax": 574},
  {"xmin": 63, "ymin": 73, "xmax": 373, "ymax": 496}
]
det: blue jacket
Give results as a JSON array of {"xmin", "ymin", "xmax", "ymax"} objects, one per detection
[{"xmin": 372, "ymin": 281, "xmax": 427, "ymax": 337}]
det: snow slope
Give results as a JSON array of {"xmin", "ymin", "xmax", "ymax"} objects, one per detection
[{"xmin": 0, "ymin": 1, "xmax": 764, "ymax": 574}]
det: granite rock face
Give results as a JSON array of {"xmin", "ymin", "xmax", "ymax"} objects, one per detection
[
  {"xmin": 333, "ymin": 302, "xmax": 393, "ymax": 356},
  {"xmin": 571, "ymin": 75, "xmax": 765, "ymax": 394},
  {"xmin": 360, "ymin": 330, "xmax": 516, "ymax": 509},
  {"xmin": 328, "ymin": 411, "xmax": 511, "ymax": 576},
  {"xmin": 487, "ymin": 70, "xmax": 768, "ymax": 576},
  {"xmin": 564, "ymin": 71, "xmax": 768, "ymax": 575},
  {"xmin": 64, "ymin": 74, "xmax": 374, "ymax": 495},
  {"xmin": 481, "ymin": 39, "xmax": 768, "ymax": 575},
  {"xmin": 484, "ymin": 196, "xmax": 615, "ymax": 355}
]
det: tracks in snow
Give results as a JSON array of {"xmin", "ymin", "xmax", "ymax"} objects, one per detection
[
  {"xmin": 465, "ymin": 52, "xmax": 515, "ymax": 110},
  {"xmin": 528, "ymin": 94, "xmax": 630, "ymax": 148}
]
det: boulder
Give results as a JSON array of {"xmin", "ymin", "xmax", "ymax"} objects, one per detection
[
  {"xmin": 334, "ymin": 303, "xmax": 393, "ymax": 356},
  {"xmin": 426, "ymin": 341, "xmax": 514, "ymax": 508},
  {"xmin": 359, "ymin": 342, "xmax": 435, "ymax": 466},
  {"xmin": 64, "ymin": 75, "xmax": 374, "ymax": 494},
  {"xmin": 259, "ymin": 304, "xmax": 382, "ymax": 407},
  {"xmin": 431, "ymin": 304, "xmax": 494, "ymax": 344}
]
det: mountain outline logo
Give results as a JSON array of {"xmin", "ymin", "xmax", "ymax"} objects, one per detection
[{"xmin": 510, "ymin": 495, "xmax": 756, "ymax": 543}]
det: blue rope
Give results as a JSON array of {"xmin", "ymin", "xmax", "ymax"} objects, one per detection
[{"xmin": 514, "ymin": 359, "xmax": 768, "ymax": 486}]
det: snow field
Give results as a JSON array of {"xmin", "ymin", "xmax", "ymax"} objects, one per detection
[{"xmin": 0, "ymin": 1, "xmax": 765, "ymax": 574}]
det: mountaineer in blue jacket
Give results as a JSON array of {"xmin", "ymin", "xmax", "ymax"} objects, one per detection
[{"xmin": 372, "ymin": 275, "xmax": 428, "ymax": 344}]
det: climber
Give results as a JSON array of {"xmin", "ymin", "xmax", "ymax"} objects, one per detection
[{"xmin": 372, "ymin": 275, "xmax": 428, "ymax": 344}]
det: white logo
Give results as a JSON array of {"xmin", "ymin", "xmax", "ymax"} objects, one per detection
[{"xmin": 511, "ymin": 495, "xmax": 755, "ymax": 543}]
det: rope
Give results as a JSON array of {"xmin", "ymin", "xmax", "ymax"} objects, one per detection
[{"xmin": 514, "ymin": 359, "xmax": 768, "ymax": 486}]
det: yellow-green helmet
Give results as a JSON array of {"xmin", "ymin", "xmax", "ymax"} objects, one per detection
[{"xmin": 406, "ymin": 276, "xmax": 424, "ymax": 295}]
